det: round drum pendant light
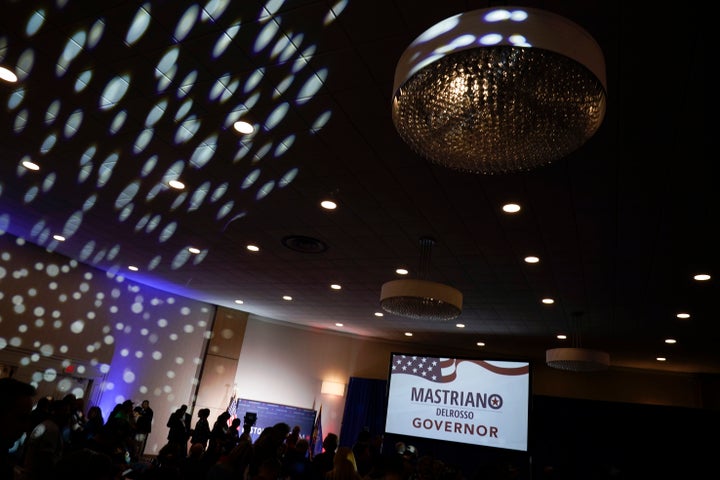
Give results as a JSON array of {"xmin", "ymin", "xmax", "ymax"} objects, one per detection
[
  {"xmin": 546, "ymin": 312, "xmax": 610, "ymax": 372},
  {"xmin": 546, "ymin": 347, "xmax": 610, "ymax": 372},
  {"xmin": 380, "ymin": 237, "xmax": 462, "ymax": 321}
]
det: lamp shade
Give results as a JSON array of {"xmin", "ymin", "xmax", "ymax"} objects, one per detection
[
  {"xmin": 379, "ymin": 237, "xmax": 463, "ymax": 321},
  {"xmin": 380, "ymin": 278, "xmax": 463, "ymax": 321},
  {"xmin": 392, "ymin": 6, "xmax": 606, "ymax": 174},
  {"xmin": 546, "ymin": 347, "xmax": 610, "ymax": 372}
]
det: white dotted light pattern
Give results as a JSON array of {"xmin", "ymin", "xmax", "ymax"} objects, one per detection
[
  {"xmin": 0, "ymin": 0, "xmax": 340, "ymax": 279},
  {"xmin": 0, "ymin": 233, "xmax": 215, "ymax": 421}
]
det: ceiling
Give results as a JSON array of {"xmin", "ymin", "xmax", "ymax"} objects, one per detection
[{"xmin": 0, "ymin": 0, "xmax": 714, "ymax": 375}]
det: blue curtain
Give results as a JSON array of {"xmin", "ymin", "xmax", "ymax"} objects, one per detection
[{"xmin": 338, "ymin": 376, "xmax": 387, "ymax": 447}]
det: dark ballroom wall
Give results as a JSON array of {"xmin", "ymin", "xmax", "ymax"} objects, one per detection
[{"xmin": 382, "ymin": 395, "xmax": 717, "ymax": 478}]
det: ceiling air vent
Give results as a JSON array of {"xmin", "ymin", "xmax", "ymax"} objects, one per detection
[{"xmin": 281, "ymin": 235, "xmax": 328, "ymax": 254}]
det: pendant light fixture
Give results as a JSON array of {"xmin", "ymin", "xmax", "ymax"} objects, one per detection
[
  {"xmin": 546, "ymin": 312, "xmax": 609, "ymax": 372},
  {"xmin": 380, "ymin": 237, "xmax": 462, "ymax": 321},
  {"xmin": 392, "ymin": 6, "xmax": 606, "ymax": 174}
]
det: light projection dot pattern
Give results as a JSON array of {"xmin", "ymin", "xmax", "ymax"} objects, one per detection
[
  {"xmin": 0, "ymin": 0, "xmax": 336, "ymax": 281},
  {"xmin": 0, "ymin": 232, "xmax": 216, "ymax": 421}
]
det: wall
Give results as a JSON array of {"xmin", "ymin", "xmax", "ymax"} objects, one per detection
[
  {"xmin": 224, "ymin": 315, "xmax": 719, "ymax": 442},
  {"xmin": 0, "ymin": 233, "xmax": 214, "ymax": 454},
  {"xmin": 531, "ymin": 362, "xmax": 707, "ymax": 406},
  {"xmin": 233, "ymin": 316, "xmax": 399, "ymax": 439},
  {"xmin": 193, "ymin": 307, "xmax": 248, "ymax": 431}
]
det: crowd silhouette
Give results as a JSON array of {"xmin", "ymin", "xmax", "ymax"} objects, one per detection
[{"xmin": 1, "ymin": 379, "xmax": 535, "ymax": 480}]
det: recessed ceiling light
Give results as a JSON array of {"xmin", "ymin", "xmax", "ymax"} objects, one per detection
[
  {"xmin": 456, "ymin": 323, "xmax": 465, "ymax": 328},
  {"xmin": 374, "ymin": 312, "xmax": 384, "ymax": 317},
  {"xmin": 246, "ymin": 244, "xmax": 259, "ymax": 252},
  {"xmin": 502, "ymin": 203, "xmax": 521, "ymax": 213},
  {"xmin": 693, "ymin": 273, "xmax": 711, "ymax": 281},
  {"xmin": 541, "ymin": 298, "xmax": 554, "ymax": 304},
  {"xmin": 524, "ymin": 256, "xmax": 540, "ymax": 264},
  {"xmin": 656, "ymin": 357, "xmax": 667, "ymax": 362},
  {"xmin": 53, "ymin": 235, "xmax": 66, "ymax": 242},
  {"xmin": 233, "ymin": 120, "xmax": 254, "ymax": 134},
  {"xmin": 168, "ymin": 179, "xmax": 185, "ymax": 190},
  {"xmin": 282, "ymin": 295, "xmax": 292, "ymax": 301},
  {"xmin": 234, "ymin": 299, "xmax": 244, "ymax": 305},
  {"xmin": 395, "ymin": 268, "xmax": 409, "ymax": 275},
  {"xmin": 320, "ymin": 200, "xmax": 337, "ymax": 210},
  {"xmin": 188, "ymin": 247, "xmax": 201, "ymax": 254},
  {"xmin": 476, "ymin": 341, "xmax": 485, "ymax": 347},
  {"xmin": 0, "ymin": 66, "xmax": 18, "ymax": 83},
  {"xmin": 335, "ymin": 322, "xmax": 343, "ymax": 327},
  {"xmin": 556, "ymin": 334, "xmax": 567, "ymax": 340},
  {"xmin": 128, "ymin": 265, "xmax": 139, "ymax": 271},
  {"xmin": 330, "ymin": 284, "xmax": 341, "ymax": 290},
  {"xmin": 676, "ymin": 312, "xmax": 690, "ymax": 319},
  {"xmin": 22, "ymin": 160, "xmax": 40, "ymax": 171},
  {"xmin": 664, "ymin": 338, "xmax": 677, "ymax": 344},
  {"xmin": 404, "ymin": 332, "xmax": 413, "ymax": 337}
]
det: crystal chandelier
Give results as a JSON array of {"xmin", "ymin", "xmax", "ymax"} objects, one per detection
[{"xmin": 392, "ymin": 7, "xmax": 607, "ymax": 174}]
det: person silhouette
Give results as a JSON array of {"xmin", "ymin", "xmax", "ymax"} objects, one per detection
[
  {"xmin": 166, "ymin": 404, "xmax": 191, "ymax": 455},
  {"xmin": 135, "ymin": 399, "xmax": 154, "ymax": 458},
  {"xmin": 0, "ymin": 378, "xmax": 36, "ymax": 479},
  {"xmin": 311, "ymin": 433, "xmax": 338, "ymax": 480},
  {"xmin": 190, "ymin": 407, "xmax": 211, "ymax": 451}
]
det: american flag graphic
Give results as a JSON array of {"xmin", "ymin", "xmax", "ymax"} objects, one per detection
[{"xmin": 391, "ymin": 355, "xmax": 529, "ymax": 382}]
